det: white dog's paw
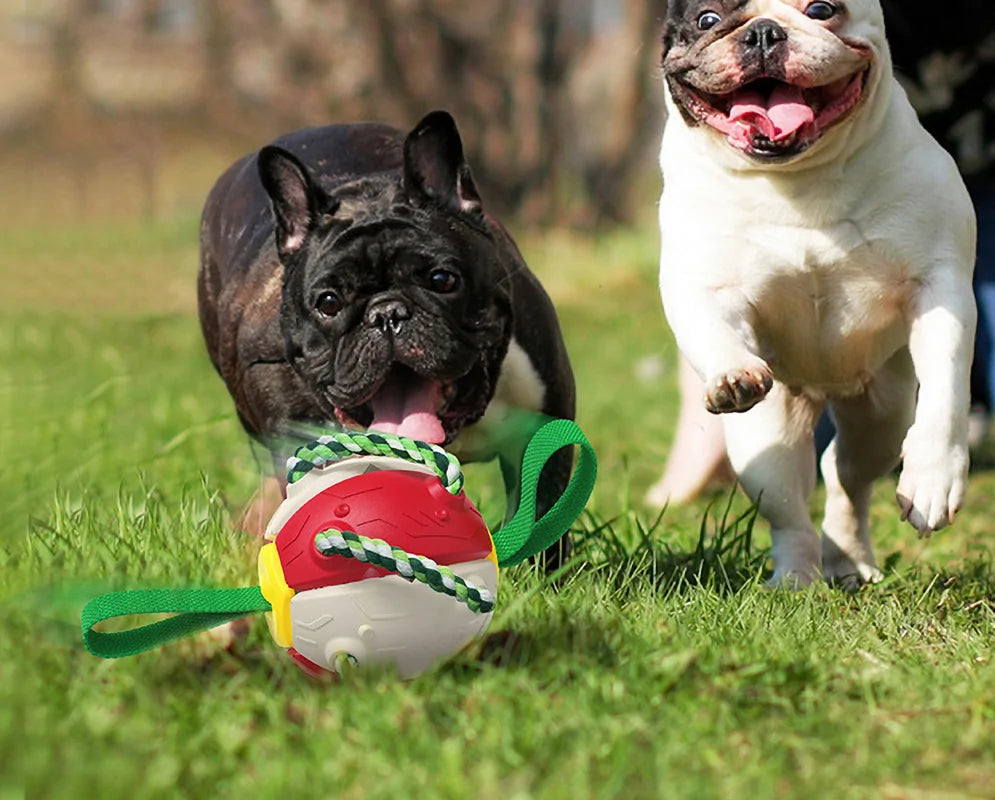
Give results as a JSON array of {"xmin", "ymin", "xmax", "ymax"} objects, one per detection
[
  {"xmin": 704, "ymin": 362, "xmax": 773, "ymax": 414},
  {"xmin": 821, "ymin": 534, "xmax": 883, "ymax": 591},
  {"xmin": 896, "ymin": 439, "xmax": 968, "ymax": 537},
  {"xmin": 822, "ymin": 559, "xmax": 883, "ymax": 592},
  {"xmin": 766, "ymin": 530, "xmax": 821, "ymax": 589},
  {"xmin": 765, "ymin": 568, "xmax": 821, "ymax": 590}
]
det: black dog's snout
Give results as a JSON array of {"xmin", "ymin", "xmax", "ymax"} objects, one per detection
[
  {"xmin": 365, "ymin": 297, "xmax": 411, "ymax": 334},
  {"xmin": 743, "ymin": 19, "xmax": 787, "ymax": 55}
]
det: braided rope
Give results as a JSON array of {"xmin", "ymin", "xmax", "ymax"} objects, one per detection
[
  {"xmin": 287, "ymin": 430, "xmax": 463, "ymax": 494},
  {"xmin": 313, "ymin": 529, "xmax": 495, "ymax": 614}
]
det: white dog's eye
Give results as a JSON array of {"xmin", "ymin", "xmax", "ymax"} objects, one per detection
[
  {"xmin": 805, "ymin": 1, "xmax": 837, "ymax": 20},
  {"xmin": 697, "ymin": 10, "xmax": 721, "ymax": 30}
]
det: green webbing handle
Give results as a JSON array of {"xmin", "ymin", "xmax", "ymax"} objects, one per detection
[
  {"xmin": 491, "ymin": 418, "xmax": 598, "ymax": 568},
  {"xmin": 80, "ymin": 419, "xmax": 597, "ymax": 659},
  {"xmin": 82, "ymin": 587, "xmax": 270, "ymax": 659}
]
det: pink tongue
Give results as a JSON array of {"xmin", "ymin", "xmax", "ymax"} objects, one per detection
[
  {"xmin": 728, "ymin": 85, "xmax": 814, "ymax": 141},
  {"xmin": 369, "ymin": 375, "xmax": 446, "ymax": 444}
]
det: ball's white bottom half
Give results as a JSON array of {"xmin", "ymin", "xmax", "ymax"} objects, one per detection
[{"xmin": 288, "ymin": 558, "xmax": 498, "ymax": 679}]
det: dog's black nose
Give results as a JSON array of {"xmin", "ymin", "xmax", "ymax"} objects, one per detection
[
  {"xmin": 365, "ymin": 298, "xmax": 411, "ymax": 334},
  {"xmin": 743, "ymin": 19, "xmax": 787, "ymax": 55}
]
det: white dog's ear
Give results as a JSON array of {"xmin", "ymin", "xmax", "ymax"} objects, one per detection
[
  {"xmin": 403, "ymin": 110, "xmax": 483, "ymax": 217},
  {"xmin": 258, "ymin": 146, "xmax": 330, "ymax": 259}
]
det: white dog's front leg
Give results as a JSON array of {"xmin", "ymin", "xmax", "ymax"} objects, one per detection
[
  {"xmin": 659, "ymin": 275, "xmax": 772, "ymax": 415},
  {"xmin": 898, "ymin": 271, "xmax": 976, "ymax": 535}
]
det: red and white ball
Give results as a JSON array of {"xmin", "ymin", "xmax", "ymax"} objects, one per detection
[{"xmin": 257, "ymin": 456, "xmax": 498, "ymax": 679}]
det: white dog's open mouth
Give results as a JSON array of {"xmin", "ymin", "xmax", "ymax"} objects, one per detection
[{"xmin": 674, "ymin": 70, "xmax": 869, "ymax": 158}]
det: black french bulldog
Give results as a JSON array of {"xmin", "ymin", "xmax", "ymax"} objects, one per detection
[{"xmin": 198, "ymin": 111, "xmax": 575, "ymax": 558}]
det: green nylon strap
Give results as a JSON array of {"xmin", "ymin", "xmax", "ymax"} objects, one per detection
[
  {"xmin": 81, "ymin": 587, "xmax": 270, "ymax": 659},
  {"xmin": 491, "ymin": 418, "xmax": 597, "ymax": 568},
  {"xmin": 80, "ymin": 419, "xmax": 597, "ymax": 659}
]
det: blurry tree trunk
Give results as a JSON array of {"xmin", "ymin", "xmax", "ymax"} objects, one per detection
[
  {"xmin": 202, "ymin": 0, "xmax": 235, "ymax": 121},
  {"xmin": 344, "ymin": 0, "xmax": 603, "ymax": 223},
  {"xmin": 49, "ymin": 0, "xmax": 92, "ymax": 215},
  {"xmin": 534, "ymin": 0, "xmax": 566, "ymax": 222},
  {"xmin": 18, "ymin": 0, "xmax": 666, "ymax": 227},
  {"xmin": 365, "ymin": 0, "xmax": 426, "ymax": 124},
  {"xmin": 582, "ymin": 0, "xmax": 665, "ymax": 223}
]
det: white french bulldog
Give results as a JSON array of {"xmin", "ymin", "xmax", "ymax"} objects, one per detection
[{"xmin": 657, "ymin": 0, "xmax": 977, "ymax": 587}]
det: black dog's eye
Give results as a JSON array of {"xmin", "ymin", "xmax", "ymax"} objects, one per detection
[
  {"xmin": 805, "ymin": 1, "xmax": 837, "ymax": 20},
  {"xmin": 428, "ymin": 268, "xmax": 460, "ymax": 293},
  {"xmin": 697, "ymin": 10, "xmax": 721, "ymax": 30},
  {"xmin": 315, "ymin": 291, "xmax": 343, "ymax": 317}
]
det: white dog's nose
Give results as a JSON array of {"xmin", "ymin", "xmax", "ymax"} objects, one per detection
[{"xmin": 743, "ymin": 18, "xmax": 787, "ymax": 55}]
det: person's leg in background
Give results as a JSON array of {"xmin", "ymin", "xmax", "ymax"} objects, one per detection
[{"xmin": 968, "ymin": 181, "xmax": 995, "ymax": 451}]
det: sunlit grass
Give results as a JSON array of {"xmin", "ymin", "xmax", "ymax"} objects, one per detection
[{"xmin": 2, "ymin": 218, "xmax": 994, "ymax": 799}]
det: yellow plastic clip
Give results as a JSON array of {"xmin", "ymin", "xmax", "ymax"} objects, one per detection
[
  {"xmin": 257, "ymin": 542, "xmax": 295, "ymax": 648},
  {"xmin": 484, "ymin": 528, "xmax": 499, "ymax": 572}
]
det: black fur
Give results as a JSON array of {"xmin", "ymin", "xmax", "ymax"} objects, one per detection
[{"xmin": 198, "ymin": 111, "xmax": 576, "ymax": 562}]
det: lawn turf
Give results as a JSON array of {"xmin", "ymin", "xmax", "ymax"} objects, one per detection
[{"xmin": 1, "ymin": 217, "xmax": 993, "ymax": 799}]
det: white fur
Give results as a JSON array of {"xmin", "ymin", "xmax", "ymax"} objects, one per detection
[
  {"xmin": 448, "ymin": 337, "xmax": 547, "ymax": 463},
  {"xmin": 657, "ymin": 0, "xmax": 977, "ymax": 586}
]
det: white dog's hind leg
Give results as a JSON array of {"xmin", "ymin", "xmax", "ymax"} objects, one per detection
[
  {"xmin": 820, "ymin": 441, "xmax": 880, "ymax": 590},
  {"xmin": 821, "ymin": 351, "xmax": 917, "ymax": 589},
  {"xmin": 646, "ymin": 356, "xmax": 733, "ymax": 507},
  {"xmin": 721, "ymin": 382, "xmax": 824, "ymax": 587}
]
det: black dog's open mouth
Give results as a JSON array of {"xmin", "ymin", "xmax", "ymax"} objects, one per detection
[
  {"xmin": 333, "ymin": 363, "xmax": 487, "ymax": 445},
  {"xmin": 672, "ymin": 69, "xmax": 869, "ymax": 158}
]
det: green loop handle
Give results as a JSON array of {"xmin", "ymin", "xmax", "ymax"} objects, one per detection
[
  {"xmin": 81, "ymin": 587, "xmax": 270, "ymax": 659},
  {"xmin": 491, "ymin": 418, "xmax": 598, "ymax": 568}
]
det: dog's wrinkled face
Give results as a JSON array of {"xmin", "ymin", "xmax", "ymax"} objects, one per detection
[
  {"xmin": 258, "ymin": 112, "xmax": 511, "ymax": 445},
  {"xmin": 663, "ymin": 0, "xmax": 884, "ymax": 161}
]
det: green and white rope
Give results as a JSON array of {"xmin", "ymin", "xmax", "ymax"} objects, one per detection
[
  {"xmin": 314, "ymin": 529, "xmax": 495, "ymax": 614},
  {"xmin": 287, "ymin": 430, "xmax": 463, "ymax": 494}
]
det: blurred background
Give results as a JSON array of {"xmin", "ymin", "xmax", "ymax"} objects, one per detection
[
  {"xmin": 0, "ymin": 0, "xmax": 667, "ymax": 231},
  {"xmin": 0, "ymin": 0, "xmax": 677, "ymax": 544}
]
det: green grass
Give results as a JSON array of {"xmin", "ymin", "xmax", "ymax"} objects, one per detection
[{"xmin": 2, "ymin": 216, "xmax": 994, "ymax": 799}]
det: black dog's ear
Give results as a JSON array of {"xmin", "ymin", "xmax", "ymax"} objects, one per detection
[
  {"xmin": 257, "ymin": 145, "xmax": 324, "ymax": 258},
  {"xmin": 403, "ymin": 110, "xmax": 483, "ymax": 216}
]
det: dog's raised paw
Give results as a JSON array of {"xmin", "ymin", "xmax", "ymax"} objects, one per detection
[{"xmin": 704, "ymin": 365, "xmax": 773, "ymax": 414}]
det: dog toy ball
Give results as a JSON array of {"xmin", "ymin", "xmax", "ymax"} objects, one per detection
[
  {"xmin": 259, "ymin": 439, "xmax": 498, "ymax": 678},
  {"xmin": 81, "ymin": 419, "xmax": 597, "ymax": 679}
]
